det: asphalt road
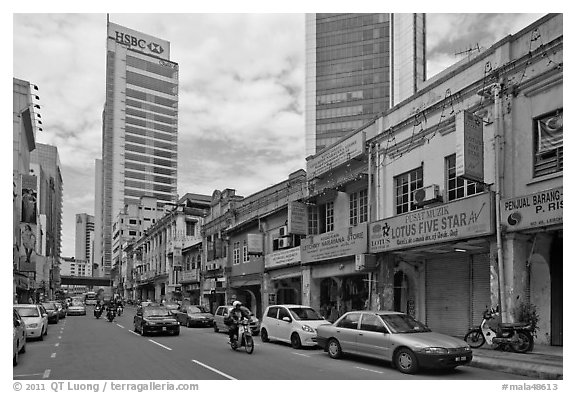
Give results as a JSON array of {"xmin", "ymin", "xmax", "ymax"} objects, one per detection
[{"xmin": 13, "ymin": 306, "xmax": 526, "ymax": 381}]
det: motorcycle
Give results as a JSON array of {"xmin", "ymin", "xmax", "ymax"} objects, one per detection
[
  {"xmin": 464, "ymin": 306, "xmax": 534, "ymax": 353},
  {"xmin": 107, "ymin": 308, "xmax": 116, "ymax": 323},
  {"xmin": 117, "ymin": 304, "xmax": 123, "ymax": 316},
  {"xmin": 94, "ymin": 305, "xmax": 103, "ymax": 319},
  {"xmin": 230, "ymin": 319, "xmax": 254, "ymax": 354}
]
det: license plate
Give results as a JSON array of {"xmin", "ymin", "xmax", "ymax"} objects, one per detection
[
  {"xmin": 456, "ymin": 356, "xmax": 466, "ymax": 361},
  {"xmin": 162, "ymin": 327, "xmax": 166, "ymax": 331}
]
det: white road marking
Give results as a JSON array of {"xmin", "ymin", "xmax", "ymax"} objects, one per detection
[
  {"xmin": 148, "ymin": 339, "xmax": 172, "ymax": 351},
  {"xmin": 129, "ymin": 330, "xmax": 139, "ymax": 336},
  {"xmin": 50, "ymin": 353, "xmax": 57, "ymax": 358},
  {"xmin": 43, "ymin": 369, "xmax": 51, "ymax": 379},
  {"xmin": 116, "ymin": 324, "xmax": 125, "ymax": 329},
  {"xmin": 13, "ymin": 373, "xmax": 44, "ymax": 377},
  {"xmin": 54, "ymin": 343, "xmax": 60, "ymax": 347},
  {"xmin": 355, "ymin": 366, "xmax": 384, "ymax": 374},
  {"xmin": 58, "ymin": 336, "xmax": 62, "ymax": 339},
  {"xmin": 191, "ymin": 360, "xmax": 237, "ymax": 380},
  {"xmin": 292, "ymin": 352, "xmax": 310, "ymax": 358}
]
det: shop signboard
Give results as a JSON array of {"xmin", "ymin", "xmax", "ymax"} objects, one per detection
[
  {"xmin": 301, "ymin": 223, "xmax": 368, "ymax": 264},
  {"xmin": 501, "ymin": 186, "xmax": 562, "ymax": 232},
  {"xmin": 288, "ymin": 201, "xmax": 308, "ymax": 235},
  {"xmin": 108, "ymin": 22, "xmax": 171, "ymax": 60},
  {"xmin": 456, "ymin": 110, "xmax": 484, "ymax": 183},
  {"xmin": 265, "ymin": 247, "xmax": 301, "ymax": 269},
  {"xmin": 307, "ymin": 131, "xmax": 365, "ymax": 178},
  {"xmin": 369, "ymin": 192, "xmax": 494, "ymax": 253}
]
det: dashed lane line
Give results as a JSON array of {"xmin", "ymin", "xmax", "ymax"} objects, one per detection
[
  {"xmin": 13, "ymin": 373, "xmax": 44, "ymax": 377},
  {"xmin": 43, "ymin": 369, "xmax": 51, "ymax": 379},
  {"xmin": 50, "ymin": 353, "xmax": 57, "ymax": 358},
  {"xmin": 54, "ymin": 343, "xmax": 59, "ymax": 347},
  {"xmin": 129, "ymin": 330, "xmax": 139, "ymax": 336},
  {"xmin": 355, "ymin": 366, "xmax": 384, "ymax": 374},
  {"xmin": 116, "ymin": 324, "xmax": 125, "ymax": 329},
  {"xmin": 148, "ymin": 339, "xmax": 172, "ymax": 351},
  {"xmin": 191, "ymin": 360, "xmax": 237, "ymax": 380},
  {"xmin": 292, "ymin": 352, "xmax": 311, "ymax": 358}
]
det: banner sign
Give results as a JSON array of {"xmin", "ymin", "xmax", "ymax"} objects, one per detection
[
  {"xmin": 265, "ymin": 247, "xmax": 301, "ymax": 269},
  {"xmin": 369, "ymin": 192, "xmax": 494, "ymax": 253},
  {"xmin": 456, "ymin": 110, "xmax": 484, "ymax": 183},
  {"xmin": 21, "ymin": 174, "xmax": 37, "ymax": 224},
  {"xmin": 19, "ymin": 223, "xmax": 37, "ymax": 272},
  {"xmin": 247, "ymin": 233, "xmax": 264, "ymax": 254},
  {"xmin": 307, "ymin": 131, "xmax": 365, "ymax": 178},
  {"xmin": 501, "ymin": 187, "xmax": 562, "ymax": 232},
  {"xmin": 301, "ymin": 223, "xmax": 368, "ymax": 264},
  {"xmin": 108, "ymin": 22, "xmax": 171, "ymax": 60},
  {"xmin": 288, "ymin": 202, "xmax": 308, "ymax": 235}
]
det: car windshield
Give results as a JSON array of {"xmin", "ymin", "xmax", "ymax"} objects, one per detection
[
  {"xmin": 14, "ymin": 307, "xmax": 39, "ymax": 317},
  {"xmin": 71, "ymin": 300, "xmax": 84, "ymax": 306},
  {"xmin": 42, "ymin": 303, "xmax": 56, "ymax": 310},
  {"xmin": 379, "ymin": 314, "xmax": 431, "ymax": 333},
  {"xmin": 165, "ymin": 303, "xmax": 180, "ymax": 309},
  {"xmin": 143, "ymin": 307, "xmax": 172, "ymax": 317},
  {"xmin": 187, "ymin": 306, "xmax": 208, "ymax": 313},
  {"xmin": 289, "ymin": 307, "xmax": 323, "ymax": 321}
]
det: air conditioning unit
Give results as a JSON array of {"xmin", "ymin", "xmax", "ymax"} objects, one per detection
[
  {"xmin": 279, "ymin": 225, "xmax": 289, "ymax": 237},
  {"xmin": 278, "ymin": 237, "xmax": 292, "ymax": 249},
  {"xmin": 413, "ymin": 184, "xmax": 442, "ymax": 206}
]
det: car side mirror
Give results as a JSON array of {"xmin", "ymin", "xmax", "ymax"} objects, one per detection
[
  {"xmin": 14, "ymin": 320, "xmax": 21, "ymax": 327},
  {"xmin": 282, "ymin": 317, "xmax": 291, "ymax": 323},
  {"xmin": 42, "ymin": 314, "xmax": 47, "ymax": 318}
]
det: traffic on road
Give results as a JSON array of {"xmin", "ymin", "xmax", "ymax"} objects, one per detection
[{"xmin": 13, "ymin": 299, "xmax": 527, "ymax": 381}]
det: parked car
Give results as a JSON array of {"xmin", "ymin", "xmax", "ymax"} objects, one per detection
[
  {"xmin": 163, "ymin": 302, "xmax": 181, "ymax": 315},
  {"xmin": 174, "ymin": 305, "xmax": 214, "ymax": 328},
  {"xmin": 213, "ymin": 305, "xmax": 260, "ymax": 335},
  {"xmin": 67, "ymin": 298, "xmax": 87, "ymax": 316},
  {"xmin": 316, "ymin": 310, "xmax": 473, "ymax": 374},
  {"xmin": 260, "ymin": 305, "xmax": 328, "ymax": 349},
  {"xmin": 13, "ymin": 309, "xmax": 27, "ymax": 366},
  {"xmin": 13, "ymin": 304, "xmax": 48, "ymax": 340},
  {"xmin": 133, "ymin": 306, "xmax": 180, "ymax": 336},
  {"xmin": 50, "ymin": 301, "xmax": 67, "ymax": 319},
  {"xmin": 41, "ymin": 302, "xmax": 60, "ymax": 324}
]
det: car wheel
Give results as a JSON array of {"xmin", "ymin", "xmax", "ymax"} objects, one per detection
[
  {"xmin": 291, "ymin": 333, "xmax": 302, "ymax": 349},
  {"xmin": 187, "ymin": 320, "xmax": 192, "ymax": 328},
  {"xmin": 174, "ymin": 330, "xmax": 180, "ymax": 336},
  {"xmin": 395, "ymin": 348, "xmax": 419, "ymax": 374},
  {"xmin": 213, "ymin": 324, "xmax": 219, "ymax": 333},
  {"xmin": 327, "ymin": 338, "xmax": 342, "ymax": 359},
  {"xmin": 13, "ymin": 350, "xmax": 18, "ymax": 366},
  {"xmin": 39, "ymin": 330, "xmax": 44, "ymax": 341},
  {"xmin": 19, "ymin": 341, "xmax": 26, "ymax": 354},
  {"xmin": 141, "ymin": 327, "xmax": 146, "ymax": 336},
  {"xmin": 260, "ymin": 328, "xmax": 269, "ymax": 343}
]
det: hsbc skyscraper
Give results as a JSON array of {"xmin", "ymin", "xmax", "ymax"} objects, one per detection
[{"xmin": 95, "ymin": 22, "xmax": 179, "ymax": 276}]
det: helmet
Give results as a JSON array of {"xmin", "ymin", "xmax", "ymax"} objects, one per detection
[{"xmin": 233, "ymin": 301, "xmax": 242, "ymax": 308}]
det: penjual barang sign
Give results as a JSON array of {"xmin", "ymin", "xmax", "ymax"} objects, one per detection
[
  {"xmin": 369, "ymin": 192, "xmax": 494, "ymax": 253},
  {"xmin": 501, "ymin": 186, "xmax": 563, "ymax": 232}
]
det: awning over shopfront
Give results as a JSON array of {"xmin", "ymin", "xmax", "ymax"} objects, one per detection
[
  {"xmin": 229, "ymin": 278, "xmax": 261, "ymax": 288},
  {"xmin": 268, "ymin": 268, "xmax": 301, "ymax": 281}
]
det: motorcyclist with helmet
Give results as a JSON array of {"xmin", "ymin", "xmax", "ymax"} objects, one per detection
[{"xmin": 227, "ymin": 300, "xmax": 250, "ymax": 344}]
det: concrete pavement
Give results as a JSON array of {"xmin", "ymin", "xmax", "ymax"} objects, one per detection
[{"xmin": 469, "ymin": 344, "xmax": 563, "ymax": 379}]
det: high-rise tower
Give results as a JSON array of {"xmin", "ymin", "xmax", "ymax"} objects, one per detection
[
  {"xmin": 305, "ymin": 13, "xmax": 426, "ymax": 156},
  {"xmin": 97, "ymin": 21, "xmax": 179, "ymax": 276}
]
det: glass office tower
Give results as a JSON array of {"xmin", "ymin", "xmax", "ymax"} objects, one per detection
[
  {"xmin": 305, "ymin": 13, "xmax": 426, "ymax": 156},
  {"xmin": 97, "ymin": 22, "xmax": 179, "ymax": 274}
]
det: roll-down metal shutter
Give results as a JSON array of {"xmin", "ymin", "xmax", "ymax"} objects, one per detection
[
  {"xmin": 426, "ymin": 255, "xmax": 470, "ymax": 337},
  {"xmin": 471, "ymin": 254, "xmax": 491, "ymax": 328}
]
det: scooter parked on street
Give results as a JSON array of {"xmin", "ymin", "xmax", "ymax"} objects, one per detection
[{"xmin": 464, "ymin": 306, "xmax": 534, "ymax": 353}]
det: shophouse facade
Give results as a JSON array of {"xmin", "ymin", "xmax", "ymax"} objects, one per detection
[
  {"xmin": 365, "ymin": 14, "xmax": 562, "ymax": 343},
  {"xmin": 201, "ymin": 189, "xmax": 244, "ymax": 313}
]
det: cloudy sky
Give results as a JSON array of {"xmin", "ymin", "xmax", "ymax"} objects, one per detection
[{"xmin": 12, "ymin": 10, "xmax": 547, "ymax": 257}]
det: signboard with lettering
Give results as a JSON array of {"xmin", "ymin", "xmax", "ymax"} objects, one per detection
[
  {"xmin": 369, "ymin": 192, "xmax": 494, "ymax": 253},
  {"xmin": 301, "ymin": 223, "xmax": 368, "ymax": 264},
  {"xmin": 456, "ymin": 110, "xmax": 484, "ymax": 183},
  {"xmin": 288, "ymin": 202, "xmax": 307, "ymax": 235},
  {"xmin": 307, "ymin": 131, "xmax": 365, "ymax": 178},
  {"xmin": 501, "ymin": 187, "xmax": 563, "ymax": 232},
  {"xmin": 108, "ymin": 22, "xmax": 171, "ymax": 60},
  {"xmin": 247, "ymin": 233, "xmax": 264, "ymax": 254},
  {"xmin": 265, "ymin": 247, "xmax": 301, "ymax": 269}
]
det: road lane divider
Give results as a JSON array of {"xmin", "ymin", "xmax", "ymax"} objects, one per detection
[
  {"xmin": 43, "ymin": 370, "xmax": 51, "ymax": 379},
  {"xmin": 355, "ymin": 366, "xmax": 384, "ymax": 374},
  {"xmin": 148, "ymin": 339, "xmax": 172, "ymax": 351},
  {"xmin": 129, "ymin": 330, "xmax": 139, "ymax": 336},
  {"xmin": 191, "ymin": 360, "xmax": 236, "ymax": 380},
  {"xmin": 50, "ymin": 353, "xmax": 56, "ymax": 358},
  {"xmin": 116, "ymin": 324, "xmax": 125, "ymax": 329},
  {"xmin": 291, "ymin": 352, "xmax": 311, "ymax": 358},
  {"xmin": 54, "ymin": 343, "xmax": 59, "ymax": 347},
  {"xmin": 13, "ymin": 373, "xmax": 45, "ymax": 378}
]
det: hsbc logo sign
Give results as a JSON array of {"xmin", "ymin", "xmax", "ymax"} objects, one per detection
[{"xmin": 115, "ymin": 31, "xmax": 164, "ymax": 55}]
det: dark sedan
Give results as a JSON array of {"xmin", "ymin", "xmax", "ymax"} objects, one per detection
[
  {"xmin": 316, "ymin": 310, "xmax": 472, "ymax": 374},
  {"xmin": 174, "ymin": 305, "xmax": 214, "ymax": 328},
  {"xmin": 133, "ymin": 306, "xmax": 179, "ymax": 336},
  {"xmin": 41, "ymin": 302, "xmax": 59, "ymax": 324}
]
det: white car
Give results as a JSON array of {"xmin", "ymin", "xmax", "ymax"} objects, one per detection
[
  {"xmin": 67, "ymin": 298, "xmax": 87, "ymax": 316},
  {"xmin": 13, "ymin": 304, "xmax": 48, "ymax": 340},
  {"xmin": 260, "ymin": 305, "xmax": 328, "ymax": 349}
]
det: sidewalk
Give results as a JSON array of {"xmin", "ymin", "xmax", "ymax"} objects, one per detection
[{"xmin": 468, "ymin": 344, "xmax": 563, "ymax": 379}]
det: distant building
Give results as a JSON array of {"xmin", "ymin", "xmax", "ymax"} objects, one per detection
[
  {"xmin": 305, "ymin": 13, "xmax": 426, "ymax": 156},
  {"xmin": 96, "ymin": 21, "xmax": 179, "ymax": 277},
  {"xmin": 75, "ymin": 213, "xmax": 94, "ymax": 275}
]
